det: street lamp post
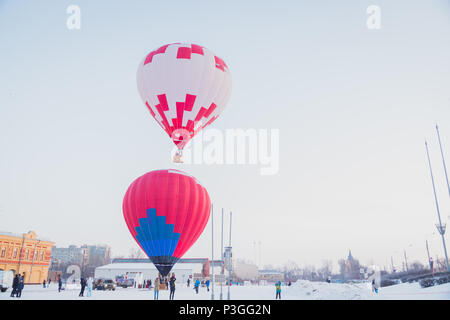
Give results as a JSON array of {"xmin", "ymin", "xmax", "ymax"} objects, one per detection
[
  {"xmin": 403, "ymin": 250, "xmax": 408, "ymax": 273},
  {"xmin": 436, "ymin": 125, "xmax": 450, "ymax": 198},
  {"xmin": 224, "ymin": 246, "xmax": 232, "ymax": 300},
  {"xmin": 424, "ymin": 232, "xmax": 436, "ymax": 271},
  {"xmin": 425, "ymin": 141, "xmax": 450, "ymax": 271},
  {"xmin": 220, "ymin": 208, "xmax": 224, "ymax": 300},
  {"xmin": 227, "ymin": 211, "xmax": 232, "ymax": 300},
  {"xmin": 426, "ymin": 240, "xmax": 431, "ymax": 268},
  {"xmin": 17, "ymin": 234, "xmax": 26, "ymax": 275},
  {"xmin": 211, "ymin": 204, "xmax": 215, "ymax": 300},
  {"xmin": 29, "ymin": 240, "xmax": 41, "ymax": 283},
  {"xmin": 258, "ymin": 241, "xmax": 261, "ymax": 270}
]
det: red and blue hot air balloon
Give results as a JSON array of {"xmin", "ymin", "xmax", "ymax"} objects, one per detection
[{"xmin": 122, "ymin": 169, "xmax": 211, "ymax": 276}]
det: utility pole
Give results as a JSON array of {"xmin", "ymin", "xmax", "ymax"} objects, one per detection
[
  {"xmin": 211, "ymin": 204, "xmax": 214, "ymax": 300},
  {"xmin": 17, "ymin": 234, "xmax": 26, "ymax": 275},
  {"xmin": 258, "ymin": 241, "xmax": 262, "ymax": 269},
  {"xmin": 29, "ymin": 240, "xmax": 41, "ymax": 283},
  {"xmin": 220, "ymin": 208, "xmax": 224, "ymax": 300},
  {"xmin": 253, "ymin": 241, "xmax": 256, "ymax": 266},
  {"xmin": 425, "ymin": 141, "xmax": 450, "ymax": 271},
  {"xmin": 426, "ymin": 240, "xmax": 431, "ymax": 268},
  {"xmin": 227, "ymin": 211, "xmax": 232, "ymax": 300},
  {"xmin": 436, "ymin": 124, "xmax": 450, "ymax": 197},
  {"xmin": 404, "ymin": 250, "xmax": 409, "ymax": 273}
]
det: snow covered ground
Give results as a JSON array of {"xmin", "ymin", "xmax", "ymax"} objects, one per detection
[{"xmin": 1, "ymin": 281, "xmax": 449, "ymax": 300}]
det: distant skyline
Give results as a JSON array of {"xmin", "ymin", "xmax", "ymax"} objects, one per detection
[{"xmin": 1, "ymin": 0, "xmax": 450, "ymax": 272}]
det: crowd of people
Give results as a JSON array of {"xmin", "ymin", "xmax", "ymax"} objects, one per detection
[
  {"xmin": 153, "ymin": 272, "xmax": 177, "ymax": 300},
  {"xmin": 144, "ymin": 273, "xmax": 218, "ymax": 299},
  {"xmin": 6, "ymin": 272, "xmax": 383, "ymax": 300},
  {"xmin": 191, "ymin": 278, "xmax": 211, "ymax": 294},
  {"xmin": 7, "ymin": 273, "xmax": 300, "ymax": 300}
]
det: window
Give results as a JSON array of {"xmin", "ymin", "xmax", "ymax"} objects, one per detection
[
  {"xmin": 40, "ymin": 251, "xmax": 44, "ymax": 261},
  {"xmin": 25, "ymin": 249, "xmax": 29, "ymax": 260},
  {"xmin": 1, "ymin": 247, "xmax": 5, "ymax": 258},
  {"xmin": 33, "ymin": 250, "xmax": 37, "ymax": 260},
  {"xmin": 13, "ymin": 248, "xmax": 18, "ymax": 259}
]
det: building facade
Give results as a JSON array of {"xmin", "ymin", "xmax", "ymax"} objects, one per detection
[
  {"xmin": 337, "ymin": 249, "xmax": 362, "ymax": 281},
  {"xmin": 50, "ymin": 244, "xmax": 111, "ymax": 278},
  {"xmin": 258, "ymin": 270, "xmax": 285, "ymax": 283},
  {"xmin": 0, "ymin": 231, "xmax": 54, "ymax": 284},
  {"xmin": 85, "ymin": 244, "xmax": 111, "ymax": 266},
  {"xmin": 51, "ymin": 245, "xmax": 85, "ymax": 266},
  {"xmin": 234, "ymin": 260, "xmax": 259, "ymax": 281}
]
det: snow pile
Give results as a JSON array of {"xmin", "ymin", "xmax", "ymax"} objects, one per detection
[
  {"xmin": 375, "ymin": 282, "xmax": 450, "ymax": 300},
  {"xmin": 287, "ymin": 280, "xmax": 373, "ymax": 300}
]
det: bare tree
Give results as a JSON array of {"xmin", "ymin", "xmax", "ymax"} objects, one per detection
[
  {"xmin": 128, "ymin": 248, "xmax": 145, "ymax": 259},
  {"xmin": 282, "ymin": 260, "xmax": 300, "ymax": 281},
  {"xmin": 302, "ymin": 265, "xmax": 317, "ymax": 281},
  {"xmin": 338, "ymin": 259, "xmax": 346, "ymax": 275},
  {"xmin": 410, "ymin": 261, "xmax": 425, "ymax": 272},
  {"xmin": 318, "ymin": 260, "xmax": 333, "ymax": 280}
]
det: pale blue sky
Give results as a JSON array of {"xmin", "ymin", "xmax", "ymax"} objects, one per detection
[{"xmin": 1, "ymin": 0, "xmax": 450, "ymax": 270}]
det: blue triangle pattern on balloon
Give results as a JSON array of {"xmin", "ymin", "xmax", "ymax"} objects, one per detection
[{"xmin": 134, "ymin": 208, "xmax": 180, "ymax": 257}]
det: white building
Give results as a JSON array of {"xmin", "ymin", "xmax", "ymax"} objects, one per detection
[
  {"xmin": 94, "ymin": 258, "xmax": 224, "ymax": 286},
  {"xmin": 95, "ymin": 263, "xmax": 196, "ymax": 286},
  {"xmin": 234, "ymin": 261, "xmax": 259, "ymax": 281}
]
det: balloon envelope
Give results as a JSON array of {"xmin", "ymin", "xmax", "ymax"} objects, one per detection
[
  {"xmin": 136, "ymin": 43, "xmax": 232, "ymax": 150},
  {"xmin": 122, "ymin": 169, "xmax": 211, "ymax": 276}
]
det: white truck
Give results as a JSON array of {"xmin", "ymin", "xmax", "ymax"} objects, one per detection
[{"xmin": 0, "ymin": 270, "xmax": 14, "ymax": 293}]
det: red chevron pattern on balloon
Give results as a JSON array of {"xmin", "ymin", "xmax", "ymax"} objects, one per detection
[
  {"xmin": 145, "ymin": 95, "xmax": 219, "ymax": 147},
  {"xmin": 144, "ymin": 43, "xmax": 206, "ymax": 65}
]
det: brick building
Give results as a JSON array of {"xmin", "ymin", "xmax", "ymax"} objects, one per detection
[{"xmin": 0, "ymin": 231, "xmax": 54, "ymax": 284}]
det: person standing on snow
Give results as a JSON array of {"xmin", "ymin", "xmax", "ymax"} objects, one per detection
[
  {"xmin": 79, "ymin": 277, "xmax": 86, "ymax": 297},
  {"xmin": 16, "ymin": 273, "xmax": 25, "ymax": 298},
  {"xmin": 371, "ymin": 279, "xmax": 378, "ymax": 293},
  {"xmin": 194, "ymin": 279, "xmax": 200, "ymax": 294},
  {"xmin": 10, "ymin": 274, "xmax": 19, "ymax": 297},
  {"xmin": 275, "ymin": 281, "xmax": 281, "ymax": 299},
  {"xmin": 206, "ymin": 279, "xmax": 210, "ymax": 292},
  {"xmin": 86, "ymin": 277, "xmax": 93, "ymax": 297},
  {"xmin": 58, "ymin": 275, "xmax": 62, "ymax": 292},
  {"xmin": 154, "ymin": 277, "xmax": 160, "ymax": 300},
  {"xmin": 169, "ymin": 273, "xmax": 176, "ymax": 300},
  {"xmin": 187, "ymin": 278, "xmax": 190, "ymax": 287}
]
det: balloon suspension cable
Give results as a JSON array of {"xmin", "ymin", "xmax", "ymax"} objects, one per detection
[{"xmin": 173, "ymin": 149, "xmax": 184, "ymax": 163}]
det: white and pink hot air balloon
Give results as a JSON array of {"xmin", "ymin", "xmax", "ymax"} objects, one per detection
[{"xmin": 136, "ymin": 43, "xmax": 232, "ymax": 162}]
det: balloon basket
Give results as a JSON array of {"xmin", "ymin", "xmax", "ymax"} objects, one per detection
[{"xmin": 173, "ymin": 150, "xmax": 183, "ymax": 163}]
